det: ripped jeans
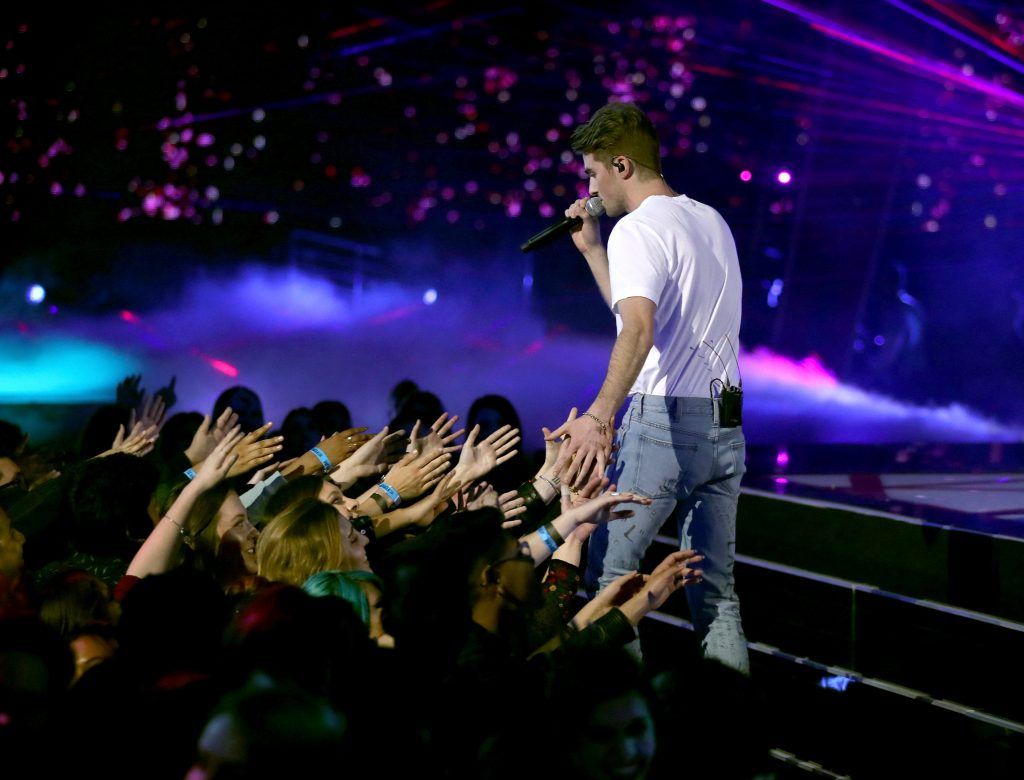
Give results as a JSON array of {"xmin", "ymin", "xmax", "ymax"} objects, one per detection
[{"xmin": 586, "ymin": 393, "xmax": 750, "ymax": 674}]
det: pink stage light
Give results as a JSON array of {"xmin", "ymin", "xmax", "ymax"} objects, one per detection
[{"xmin": 207, "ymin": 358, "xmax": 239, "ymax": 378}]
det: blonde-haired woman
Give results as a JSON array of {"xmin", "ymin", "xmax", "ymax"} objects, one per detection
[{"xmin": 256, "ymin": 500, "xmax": 369, "ymax": 587}]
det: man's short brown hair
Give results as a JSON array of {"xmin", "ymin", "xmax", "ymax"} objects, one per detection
[{"xmin": 570, "ymin": 102, "xmax": 662, "ymax": 176}]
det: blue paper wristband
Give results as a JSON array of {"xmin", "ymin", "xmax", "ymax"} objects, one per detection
[
  {"xmin": 536, "ymin": 524, "xmax": 559, "ymax": 553},
  {"xmin": 310, "ymin": 447, "xmax": 333, "ymax": 473},
  {"xmin": 377, "ymin": 481, "xmax": 401, "ymax": 507},
  {"xmin": 184, "ymin": 468, "xmax": 197, "ymax": 481}
]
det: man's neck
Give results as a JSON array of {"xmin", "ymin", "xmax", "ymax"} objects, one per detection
[{"xmin": 625, "ymin": 179, "xmax": 677, "ymax": 213}]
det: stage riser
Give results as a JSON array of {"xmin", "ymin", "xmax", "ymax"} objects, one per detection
[
  {"xmin": 733, "ymin": 494, "xmax": 1024, "ymax": 622},
  {"xmin": 639, "ymin": 619, "xmax": 1024, "ymax": 778},
  {"xmin": 639, "ymin": 553, "xmax": 1024, "ymax": 724}
]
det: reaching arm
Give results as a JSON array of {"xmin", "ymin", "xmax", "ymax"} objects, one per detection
[
  {"xmin": 549, "ymin": 296, "xmax": 656, "ymax": 486},
  {"xmin": 590, "ymin": 295, "xmax": 656, "ymax": 421},
  {"xmin": 126, "ymin": 429, "xmax": 243, "ymax": 578}
]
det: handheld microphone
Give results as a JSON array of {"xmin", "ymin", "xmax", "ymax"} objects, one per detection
[{"xmin": 519, "ymin": 196, "xmax": 605, "ymax": 252}]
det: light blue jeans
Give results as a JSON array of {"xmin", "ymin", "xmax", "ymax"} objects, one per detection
[{"xmin": 586, "ymin": 394, "xmax": 750, "ymax": 674}]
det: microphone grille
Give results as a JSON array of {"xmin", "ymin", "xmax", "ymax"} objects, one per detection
[{"xmin": 585, "ymin": 196, "xmax": 605, "ymax": 217}]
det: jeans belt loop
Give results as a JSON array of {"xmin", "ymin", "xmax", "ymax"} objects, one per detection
[{"xmin": 638, "ymin": 393, "xmax": 645, "ymax": 419}]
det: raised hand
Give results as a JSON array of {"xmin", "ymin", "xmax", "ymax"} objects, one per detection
[
  {"xmin": 214, "ymin": 406, "xmax": 239, "ymax": 440},
  {"xmin": 620, "ymin": 551, "xmax": 704, "ymax": 625},
  {"xmin": 226, "ymin": 423, "xmax": 284, "ymax": 478},
  {"xmin": 316, "ymin": 427, "xmax": 374, "ymax": 467},
  {"xmin": 498, "ymin": 489, "xmax": 527, "ymax": 528},
  {"xmin": 540, "ymin": 407, "xmax": 575, "ymax": 477},
  {"xmin": 414, "ymin": 413, "xmax": 465, "ymax": 459},
  {"xmin": 329, "ymin": 427, "xmax": 407, "ymax": 488},
  {"xmin": 382, "ymin": 448, "xmax": 452, "ymax": 502},
  {"xmin": 115, "ymin": 374, "xmax": 144, "ymax": 408},
  {"xmin": 454, "ymin": 424, "xmax": 520, "ymax": 483},
  {"xmin": 407, "ymin": 472, "xmax": 463, "ymax": 528},
  {"xmin": 129, "ymin": 392, "xmax": 168, "ymax": 433},
  {"xmin": 570, "ymin": 570, "xmax": 647, "ymax": 630},
  {"xmin": 559, "ymin": 484, "xmax": 651, "ymax": 529},
  {"xmin": 560, "ymin": 473, "xmax": 609, "ymax": 514},
  {"xmin": 97, "ymin": 422, "xmax": 159, "ymax": 458},
  {"xmin": 465, "ymin": 481, "xmax": 499, "ymax": 511},
  {"xmin": 191, "ymin": 429, "xmax": 244, "ymax": 492},
  {"xmin": 247, "ymin": 458, "xmax": 293, "ymax": 485},
  {"xmin": 185, "ymin": 406, "xmax": 241, "ymax": 465},
  {"xmin": 154, "ymin": 376, "xmax": 177, "ymax": 411},
  {"xmin": 649, "ymin": 549, "xmax": 704, "ymax": 581}
]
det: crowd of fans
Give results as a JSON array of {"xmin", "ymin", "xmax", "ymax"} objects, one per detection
[{"xmin": 0, "ymin": 376, "xmax": 773, "ymax": 779}]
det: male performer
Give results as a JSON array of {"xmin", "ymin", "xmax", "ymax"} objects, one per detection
[{"xmin": 550, "ymin": 102, "xmax": 749, "ymax": 673}]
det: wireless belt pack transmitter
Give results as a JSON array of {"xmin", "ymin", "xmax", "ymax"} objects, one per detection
[
  {"xmin": 719, "ymin": 384, "xmax": 743, "ymax": 427},
  {"xmin": 704, "ymin": 337, "xmax": 743, "ymax": 428}
]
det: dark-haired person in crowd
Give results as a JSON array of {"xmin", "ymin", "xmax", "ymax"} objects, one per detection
[
  {"xmin": 552, "ymin": 101, "xmax": 750, "ymax": 673},
  {"xmin": 465, "ymin": 394, "xmax": 533, "ymax": 493},
  {"xmin": 213, "ymin": 385, "xmax": 264, "ymax": 433}
]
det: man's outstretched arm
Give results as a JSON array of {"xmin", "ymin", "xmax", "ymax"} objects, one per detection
[{"xmin": 550, "ymin": 296, "xmax": 656, "ymax": 486}]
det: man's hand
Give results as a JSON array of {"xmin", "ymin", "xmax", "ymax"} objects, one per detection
[
  {"xmin": 547, "ymin": 411, "xmax": 613, "ymax": 488},
  {"xmin": 565, "ymin": 196, "xmax": 603, "ymax": 255}
]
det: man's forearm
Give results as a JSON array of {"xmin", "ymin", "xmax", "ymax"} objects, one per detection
[
  {"xmin": 589, "ymin": 325, "xmax": 653, "ymax": 421},
  {"xmin": 583, "ymin": 247, "xmax": 612, "ymax": 309}
]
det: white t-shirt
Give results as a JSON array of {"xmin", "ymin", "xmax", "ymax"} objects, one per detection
[{"xmin": 608, "ymin": 194, "xmax": 742, "ymax": 398}]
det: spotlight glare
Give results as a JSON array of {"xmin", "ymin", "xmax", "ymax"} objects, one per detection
[
  {"xmin": 27, "ymin": 284, "xmax": 46, "ymax": 304},
  {"xmin": 423, "ymin": 288, "xmax": 438, "ymax": 305},
  {"xmin": 776, "ymin": 170, "xmax": 792, "ymax": 185}
]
